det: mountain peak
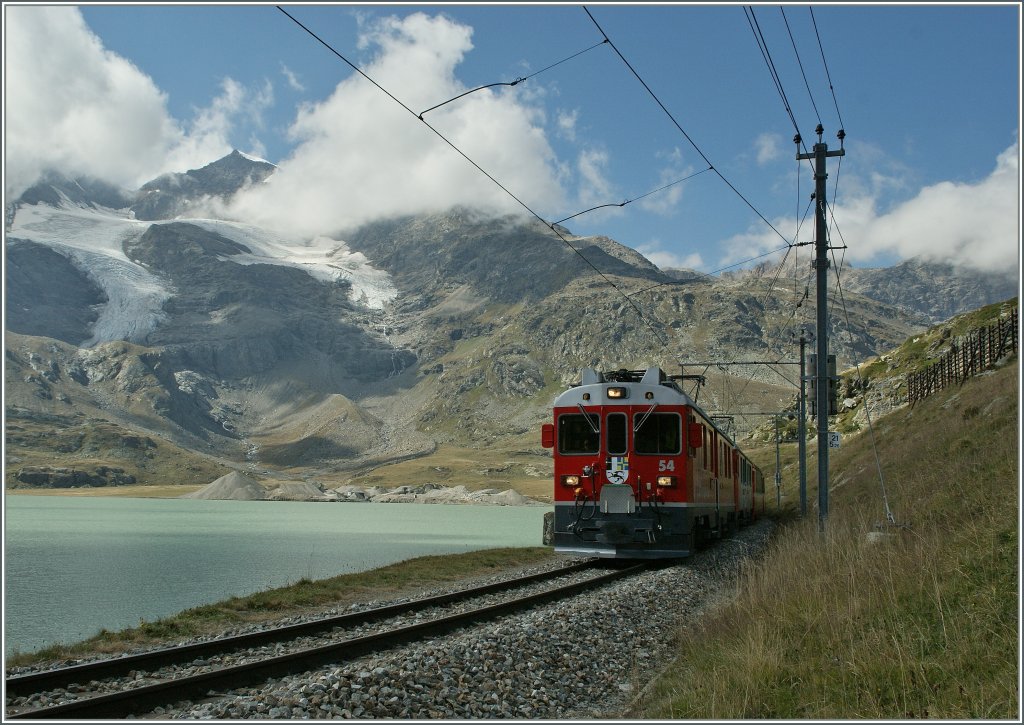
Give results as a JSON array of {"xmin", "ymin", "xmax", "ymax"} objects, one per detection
[
  {"xmin": 132, "ymin": 150, "xmax": 277, "ymax": 221},
  {"xmin": 232, "ymin": 149, "xmax": 276, "ymax": 167},
  {"xmin": 201, "ymin": 149, "xmax": 277, "ymax": 173}
]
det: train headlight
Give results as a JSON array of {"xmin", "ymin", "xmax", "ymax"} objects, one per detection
[
  {"xmin": 606, "ymin": 387, "xmax": 627, "ymax": 399},
  {"xmin": 561, "ymin": 475, "xmax": 581, "ymax": 487},
  {"xmin": 656, "ymin": 476, "xmax": 677, "ymax": 488}
]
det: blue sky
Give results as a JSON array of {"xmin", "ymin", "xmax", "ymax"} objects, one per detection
[{"xmin": 4, "ymin": 3, "xmax": 1021, "ymax": 274}]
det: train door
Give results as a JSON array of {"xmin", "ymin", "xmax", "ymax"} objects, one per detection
[
  {"xmin": 732, "ymin": 449, "xmax": 740, "ymax": 517},
  {"xmin": 604, "ymin": 411, "xmax": 628, "ymax": 485}
]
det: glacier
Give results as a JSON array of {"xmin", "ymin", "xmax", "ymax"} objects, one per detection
[{"xmin": 8, "ymin": 198, "xmax": 398, "ymax": 347}]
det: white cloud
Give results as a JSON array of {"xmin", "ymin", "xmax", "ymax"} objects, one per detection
[
  {"xmin": 755, "ymin": 133, "xmax": 781, "ymax": 166},
  {"xmin": 715, "ymin": 139, "xmax": 1020, "ymax": 275},
  {"xmin": 4, "ymin": 6, "xmax": 179, "ymax": 196},
  {"xmin": 557, "ymin": 109, "xmax": 578, "ymax": 142},
  {"xmin": 162, "ymin": 78, "xmax": 274, "ymax": 176},
  {"xmin": 638, "ymin": 147, "xmax": 692, "ymax": 216},
  {"xmin": 575, "ymin": 148, "xmax": 616, "ymax": 208},
  {"xmin": 281, "ymin": 64, "xmax": 306, "ymax": 92},
  {"xmin": 638, "ymin": 243, "xmax": 704, "ymax": 271},
  {"xmin": 848, "ymin": 140, "xmax": 1019, "ymax": 272},
  {"xmin": 221, "ymin": 12, "xmax": 568, "ymax": 237},
  {"xmin": 3, "ymin": 8, "xmax": 592, "ymax": 239},
  {"xmin": 3, "ymin": 6, "xmax": 272, "ymax": 198}
]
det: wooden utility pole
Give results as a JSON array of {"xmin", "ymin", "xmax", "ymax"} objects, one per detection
[{"xmin": 796, "ymin": 124, "xmax": 844, "ymax": 532}]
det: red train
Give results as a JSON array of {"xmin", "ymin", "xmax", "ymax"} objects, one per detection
[{"xmin": 541, "ymin": 367, "xmax": 766, "ymax": 558}]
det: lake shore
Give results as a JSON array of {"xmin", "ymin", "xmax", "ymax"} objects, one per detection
[{"xmin": 5, "ymin": 477, "xmax": 551, "ymax": 505}]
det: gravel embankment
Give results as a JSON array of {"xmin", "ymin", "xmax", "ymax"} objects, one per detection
[{"xmin": 162, "ymin": 519, "xmax": 774, "ymax": 720}]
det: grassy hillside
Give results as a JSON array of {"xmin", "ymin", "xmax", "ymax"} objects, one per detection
[{"xmin": 628, "ymin": 357, "xmax": 1018, "ymax": 719}]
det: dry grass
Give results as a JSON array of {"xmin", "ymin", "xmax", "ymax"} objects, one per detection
[{"xmin": 630, "ymin": 360, "xmax": 1018, "ymax": 720}]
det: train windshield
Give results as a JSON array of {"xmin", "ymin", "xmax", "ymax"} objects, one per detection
[
  {"xmin": 557, "ymin": 413, "xmax": 600, "ymax": 454},
  {"xmin": 634, "ymin": 412, "xmax": 682, "ymax": 454}
]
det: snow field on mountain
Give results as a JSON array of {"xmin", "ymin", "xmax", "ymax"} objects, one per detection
[
  {"xmin": 10, "ymin": 201, "xmax": 398, "ymax": 349},
  {"xmin": 10, "ymin": 202, "xmax": 171, "ymax": 346},
  {"xmin": 186, "ymin": 219, "xmax": 397, "ymax": 309}
]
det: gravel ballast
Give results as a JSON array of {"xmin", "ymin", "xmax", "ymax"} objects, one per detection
[{"xmin": 161, "ymin": 519, "xmax": 774, "ymax": 720}]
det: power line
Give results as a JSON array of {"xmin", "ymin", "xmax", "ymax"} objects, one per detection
[
  {"xmin": 419, "ymin": 39, "xmax": 608, "ymax": 118},
  {"xmin": 551, "ymin": 166, "xmax": 712, "ymax": 226},
  {"xmin": 809, "ymin": 5, "xmax": 847, "ymax": 132},
  {"xmin": 780, "ymin": 6, "xmax": 822, "ymax": 127},
  {"xmin": 744, "ymin": 5, "xmax": 813, "ymax": 168},
  {"xmin": 745, "ymin": 6, "xmax": 799, "ymax": 135},
  {"xmin": 624, "ymin": 243, "xmax": 795, "ymax": 300},
  {"xmin": 808, "ymin": 8, "xmax": 849, "ymax": 281}
]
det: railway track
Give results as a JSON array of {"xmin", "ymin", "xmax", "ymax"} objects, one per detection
[{"xmin": 6, "ymin": 559, "xmax": 652, "ymax": 719}]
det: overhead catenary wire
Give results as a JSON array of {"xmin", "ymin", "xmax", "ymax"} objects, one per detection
[
  {"xmin": 276, "ymin": 6, "xmax": 672, "ymax": 348},
  {"xmin": 551, "ymin": 166, "xmax": 713, "ymax": 226},
  {"xmin": 780, "ymin": 6, "xmax": 822, "ymax": 127},
  {"xmin": 708, "ymin": 133, "xmax": 817, "ymax": 399},
  {"xmin": 418, "ymin": 38, "xmax": 609, "ymax": 118},
  {"xmin": 624, "ymin": 242, "xmax": 795, "ymax": 300},
  {"xmin": 744, "ymin": 5, "xmax": 814, "ymax": 171},
  {"xmin": 760, "ymin": 196, "xmax": 818, "ymax": 357},
  {"xmin": 745, "ymin": 6, "xmax": 800, "ymax": 136},
  {"xmin": 810, "ymin": 5, "xmax": 846, "ymax": 132},
  {"xmin": 282, "ymin": 3, "xmax": 856, "ymax": 403}
]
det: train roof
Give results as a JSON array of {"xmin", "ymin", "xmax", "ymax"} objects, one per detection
[
  {"xmin": 554, "ymin": 366, "xmax": 695, "ymax": 407},
  {"xmin": 553, "ymin": 366, "xmax": 743, "ymax": 449}
]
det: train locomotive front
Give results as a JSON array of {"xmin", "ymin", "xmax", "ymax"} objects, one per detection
[{"xmin": 542, "ymin": 367, "xmax": 764, "ymax": 558}]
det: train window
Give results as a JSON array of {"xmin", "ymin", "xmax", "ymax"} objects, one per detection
[
  {"xmin": 634, "ymin": 413, "xmax": 681, "ymax": 455},
  {"xmin": 607, "ymin": 413, "xmax": 627, "ymax": 455},
  {"xmin": 557, "ymin": 414, "xmax": 600, "ymax": 455}
]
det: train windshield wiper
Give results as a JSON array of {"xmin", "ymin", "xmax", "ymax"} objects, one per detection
[
  {"xmin": 634, "ymin": 403, "xmax": 658, "ymax": 432},
  {"xmin": 577, "ymin": 403, "xmax": 600, "ymax": 434}
]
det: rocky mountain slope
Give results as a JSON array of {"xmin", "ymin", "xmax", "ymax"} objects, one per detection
[
  {"xmin": 721, "ymin": 255, "xmax": 1018, "ymax": 325},
  {"xmin": 4, "ymin": 151, "xmax": 1015, "ymax": 495}
]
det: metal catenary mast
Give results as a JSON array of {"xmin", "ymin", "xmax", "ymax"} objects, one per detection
[{"xmin": 797, "ymin": 124, "xmax": 845, "ymax": 531}]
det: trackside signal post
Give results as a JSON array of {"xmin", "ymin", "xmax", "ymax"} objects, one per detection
[{"xmin": 797, "ymin": 124, "xmax": 845, "ymax": 532}]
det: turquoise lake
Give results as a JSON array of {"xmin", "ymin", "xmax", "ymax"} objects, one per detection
[{"xmin": 3, "ymin": 496, "xmax": 548, "ymax": 657}]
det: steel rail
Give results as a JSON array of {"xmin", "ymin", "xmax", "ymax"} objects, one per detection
[
  {"xmin": 6, "ymin": 559, "xmax": 597, "ymax": 699},
  {"xmin": 7, "ymin": 562, "xmax": 648, "ymax": 719}
]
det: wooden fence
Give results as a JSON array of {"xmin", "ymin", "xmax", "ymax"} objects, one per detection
[{"xmin": 906, "ymin": 307, "xmax": 1018, "ymax": 405}]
